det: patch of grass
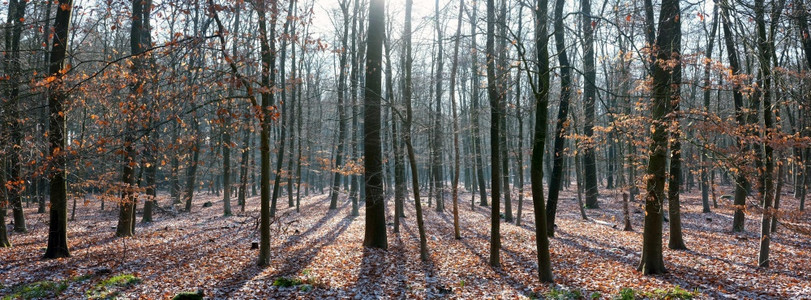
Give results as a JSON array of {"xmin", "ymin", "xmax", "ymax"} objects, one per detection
[
  {"xmin": 1, "ymin": 280, "xmax": 68, "ymax": 300},
  {"xmin": 590, "ymin": 292, "xmax": 602, "ymax": 299},
  {"xmin": 615, "ymin": 286, "xmax": 698, "ymax": 300},
  {"xmin": 272, "ymin": 277, "xmax": 303, "ymax": 287},
  {"xmin": 87, "ymin": 273, "xmax": 140, "ymax": 300},
  {"xmin": 615, "ymin": 287, "xmax": 637, "ymax": 300},
  {"xmin": 643, "ymin": 286, "xmax": 697, "ymax": 299},
  {"xmin": 546, "ymin": 287, "xmax": 582, "ymax": 300}
]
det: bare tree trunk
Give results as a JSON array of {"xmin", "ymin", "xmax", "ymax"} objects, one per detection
[
  {"xmin": 330, "ymin": 0, "xmax": 351, "ymax": 210},
  {"xmin": 498, "ymin": 0, "xmax": 511, "ymax": 223},
  {"xmin": 638, "ymin": 0, "xmax": 679, "ymax": 275},
  {"xmin": 403, "ymin": 0, "xmax": 429, "ymax": 260},
  {"xmin": 529, "ymin": 0, "xmax": 553, "ymax": 282},
  {"xmin": 581, "ymin": 0, "xmax": 599, "ymax": 208},
  {"xmin": 256, "ymin": 0, "xmax": 278, "ymax": 267},
  {"xmin": 117, "ymin": 0, "xmax": 149, "ymax": 237},
  {"xmin": 771, "ymin": 158, "xmax": 784, "ymax": 233},
  {"xmin": 545, "ymin": 0, "xmax": 572, "ymax": 236},
  {"xmin": 385, "ymin": 18, "xmax": 405, "ymax": 234},
  {"xmin": 514, "ymin": 4, "xmax": 525, "ymax": 227},
  {"xmin": 721, "ymin": 2, "xmax": 750, "ymax": 233},
  {"xmin": 700, "ymin": 4, "xmax": 719, "ymax": 214},
  {"xmin": 449, "ymin": 0, "xmax": 465, "ymax": 239},
  {"xmin": 1, "ymin": 155, "xmax": 11, "ymax": 247},
  {"xmin": 486, "ymin": 0, "xmax": 502, "ymax": 268},
  {"xmin": 4, "ymin": 0, "xmax": 28, "ymax": 233},
  {"xmin": 756, "ymin": 0, "xmax": 783, "ymax": 268},
  {"xmin": 362, "ymin": 0, "xmax": 388, "ymax": 249},
  {"xmin": 432, "ymin": 0, "xmax": 446, "ymax": 213},
  {"xmin": 44, "ymin": 0, "xmax": 74, "ymax": 259},
  {"xmin": 469, "ymin": 2, "xmax": 488, "ymax": 206}
]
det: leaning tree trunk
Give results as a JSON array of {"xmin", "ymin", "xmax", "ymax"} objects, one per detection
[
  {"xmin": 403, "ymin": 0, "xmax": 429, "ymax": 261},
  {"xmin": 545, "ymin": 0, "xmax": 572, "ymax": 237}
]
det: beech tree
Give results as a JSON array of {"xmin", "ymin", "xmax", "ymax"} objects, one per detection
[
  {"xmin": 43, "ymin": 0, "xmax": 74, "ymax": 259},
  {"xmin": 638, "ymin": 0, "xmax": 681, "ymax": 275},
  {"xmin": 486, "ymin": 0, "xmax": 502, "ymax": 268}
]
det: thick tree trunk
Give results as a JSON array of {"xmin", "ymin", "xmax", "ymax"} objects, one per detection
[
  {"xmin": 362, "ymin": 0, "xmax": 387, "ymax": 250},
  {"xmin": 639, "ymin": 0, "xmax": 680, "ymax": 275},
  {"xmin": 44, "ymin": 0, "xmax": 74, "ymax": 259},
  {"xmin": 666, "ymin": 10, "xmax": 686, "ymax": 249},
  {"xmin": 581, "ymin": 0, "xmax": 599, "ymax": 208},
  {"xmin": 530, "ymin": 0, "xmax": 554, "ymax": 282},
  {"xmin": 5, "ymin": 0, "xmax": 28, "ymax": 233}
]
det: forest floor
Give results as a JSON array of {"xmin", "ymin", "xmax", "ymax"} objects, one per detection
[{"xmin": 2, "ymin": 184, "xmax": 811, "ymax": 299}]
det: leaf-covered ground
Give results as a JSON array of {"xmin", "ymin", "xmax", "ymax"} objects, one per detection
[{"xmin": 2, "ymin": 185, "xmax": 810, "ymax": 299}]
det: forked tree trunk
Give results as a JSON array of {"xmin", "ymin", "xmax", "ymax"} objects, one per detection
[
  {"xmin": 720, "ymin": 2, "xmax": 750, "ymax": 233},
  {"xmin": 638, "ymin": 0, "xmax": 680, "ymax": 275},
  {"xmin": 545, "ymin": 0, "xmax": 572, "ymax": 237},
  {"xmin": 530, "ymin": 0, "xmax": 553, "ymax": 282}
]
